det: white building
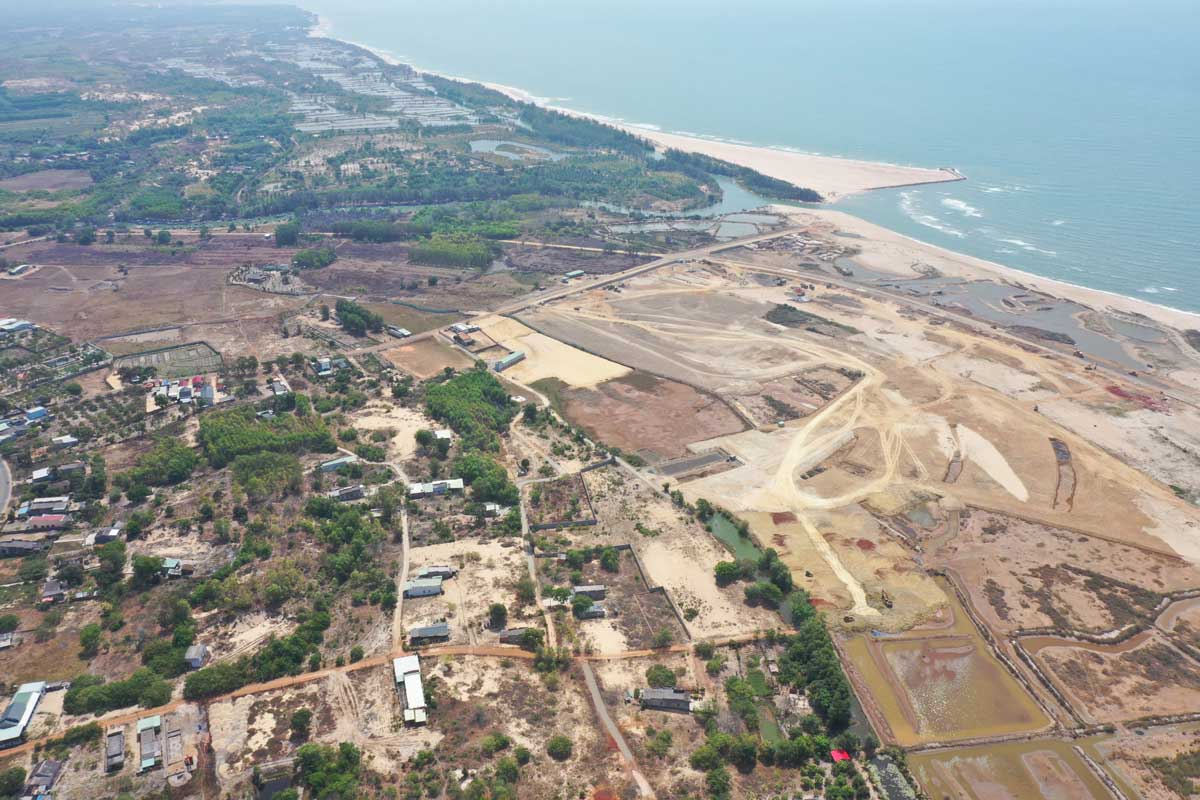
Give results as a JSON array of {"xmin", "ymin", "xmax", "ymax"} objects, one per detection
[
  {"xmin": 392, "ymin": 655, "xmax": 428, "ymax": 724},
  {"xmin": 408, "ymin": 478, "xmax": 464, "ymax": 498}
]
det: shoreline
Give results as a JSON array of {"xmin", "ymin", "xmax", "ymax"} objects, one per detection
[
  {"xmin": 306, "ymin": 19, "xmax": 960, "ymax": 202},
  {"xmin": 790, "ymin": 207, "xmax": 1200, "ymax": 331},
  {"xmin": 307, "ymin": 17, "xmax": 1200, "ymax": 332}
]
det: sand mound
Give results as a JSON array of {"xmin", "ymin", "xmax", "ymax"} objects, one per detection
[{"xmin": 955, "ymin": 424, "xmax": 1029, "ymax": 502}]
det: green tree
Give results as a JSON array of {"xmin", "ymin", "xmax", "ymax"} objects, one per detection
[
  {"xmin": 571, "ymin": 594, "xmax": 594, "ymax": 618},
  {"xmin": 131, "ymin": 555, "xmax": 165, "ymax": 590},
  {"xmin": 274, "ymin": 222, "xmax": 300, "ymax": 246},
  {"xmin": 155, "ymin": 229, "xmax": 171, "ymax": 245},
  {"xmin": 79, "ymin": 623, "xmax": 102, "ymax": 658},
  {"xmin": 0, "ymin": 767, "xmax": 26, "ymax": 798},
  {"xmin": 488, "ymin": 603, "xmax": 508, "ymax": 630},
  {"xmin": 291, "ymin": 707, "xmax": 313, "ymax": 739}
]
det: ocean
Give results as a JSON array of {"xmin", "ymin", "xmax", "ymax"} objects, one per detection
[{"xmin": 302, "ymin": 0, "xmax": 1200, "ymax": 313}]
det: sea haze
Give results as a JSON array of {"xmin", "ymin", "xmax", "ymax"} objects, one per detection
[{"xmin": 304, "ymin": 0, "xmax": 1200, "ymax": 313}]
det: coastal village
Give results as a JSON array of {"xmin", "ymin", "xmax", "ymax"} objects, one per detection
[{"xmin": 2, "ymin": 5, "xmax": 1200, "ymax": 800}]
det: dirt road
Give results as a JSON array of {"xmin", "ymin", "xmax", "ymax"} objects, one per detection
[{"xmin": 580, "ymin": 660, "xmax": 654, "ymax": 798}]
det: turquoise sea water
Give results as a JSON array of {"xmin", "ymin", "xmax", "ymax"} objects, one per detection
[{"xmin": 303, "ymin": 0, "xmax": 1200, "ymax": 313}]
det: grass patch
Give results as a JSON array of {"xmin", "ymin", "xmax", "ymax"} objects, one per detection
[
  {"xmin": 765, "ymin": 303, "xmax": 859, "ymax": 335},
  {"xmin": 529, "ymin": 376, "xmax": 569, "ymax": 418}
]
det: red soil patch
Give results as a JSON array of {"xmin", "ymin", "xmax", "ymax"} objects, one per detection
[
  {"xmin": 772, "ymin": 534, "xmax": 787, "ymax": 547},
  {"xmin": 1106, "ymin": 385, "xmax": 1168, "ymax": 413},
  {"xmin": 771, "ymin": 511, "xmax": 797, "ymax": 525},
  {"xmin": 856, "ymin": 538, "xmax": 877, "ymax": 551},
  {"xmin": 593, "ymin": 787, "xmax": 617, "ymax": 800}
]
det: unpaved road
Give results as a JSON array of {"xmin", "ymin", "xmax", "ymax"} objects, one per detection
[{"xmin": 580, "ymin": 660, "xmax": 654, "ymax": 798}]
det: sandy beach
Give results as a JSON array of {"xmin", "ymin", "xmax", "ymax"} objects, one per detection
[
  {"xmin": 786, "ymin": 207, "xmax": 1200, "ymax": 331},
  {"xmin": 621, "ymin": 128, "xmax": 961, "ymax": 201}
]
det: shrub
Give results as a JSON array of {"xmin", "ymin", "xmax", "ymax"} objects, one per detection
[
  {"xmin": 645, "ymin": 664, "xmax": 676, "ymax": 688},
  {"xmin": 546, "ymin": 735, "xmax": 572, "ymax": 761}
]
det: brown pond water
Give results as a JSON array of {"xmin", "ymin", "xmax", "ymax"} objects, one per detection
[
  {"xmin": 911, "ymin": 737, "xmax": 1129, "ymax": 800},
  {"xmin": 846, "ymin": 579, "xmax": 1049, "ymax": 746}
]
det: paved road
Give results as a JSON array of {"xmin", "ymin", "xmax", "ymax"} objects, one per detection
[{"xmin": 580, "ymin": 660, "xmax": 654, "ymax": 798}]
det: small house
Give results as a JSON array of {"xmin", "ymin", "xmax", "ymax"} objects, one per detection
[
  {"xmin": 27, "ymin": 514, "xmax": 69, "ymax": 531},
  {"xmin": 408, "ymin": 621, "xmax": 451, "ymax": 646},
  {"xmin": 318, "ymin": 455, "xmax": 358, "ymax": 473},
  {"xmin": 640, "ymin": 688, "xmax": 693, "ymax": 713},
  {"xmin": 403, "ymin": 577, "xmax": 444, "ymax": 599},
  {"xmin": 577, "ymin": 602, "xmax": 607, "ymax": 620},
  {"xmin": 184, "ymin": 644, "xmax": 209, "ymax": 670},
  {"xmin": 408, "ymin": 479, "xmax": 464, "ymax": 498},
  {"xmin": 51, "ymin": 434, "xmax": 79, "ymax": 449},
  {"xmin": 58, "ymin": 461, "xmax": 85, "ymax": 476},
  {"xmin": 327, "ymin": 484, "xmax": 365, "ymax": 502},
  {"xmin": 30, "ymin": 467, "xmax": 53, "ymax": 484},
  {"xmin": 493, "ymin": 351, "xmax": 526, "ymax": 372},
  {"xmin": 387, "ymin": 326, "xmax": 412, "ymax": 338},
  {"xmin": 414, "ymin": 565, "xmax": 456, "ymax": 580},
  {"xmin": 573, "ymin": 585, "xmax": 607, "ymax": 600},
  {"xmin": 0, "ymin": 681, "xmax": 46, "ymax": 747},
  {"xmin": 434, "ymin": 429, "xmax": 453, "ymax": 442},
  {"xmin": 0, "ymin": 633, "xmax": 14, "ymax": 651},
  {"xmin": 0, "ymin": 539, "xmax": 48, "ymax": 558},
  {"xmin": 563, "ymin": 269, "xmax": 586, "ymax": 279},
  {"xmin": 40, "ymin": 579, "xmax": 66, "ymax": 604},
  {"xmin": 483, "ymin": 502, "xmax": 503, "ymax": 517},
  {"xmin": 498, "ymin": 628, "xmax": 531, "ymax": 646},
  {"xmin": 137, "ymin": 715, "xmax": 163, "ymax": 772},
  {"xmin": 106, "ymin": 728, "xmax": 125, "ymax": 771},
  {"xmin": 94, "ymin": 522, "xmax": 123, "ymax": 544},
  {"xmin": 23, "ymin": 407, "xmax": 50, "ymax": 424},
  {"xmin": 24, "ymin": 495, "xmax": 71, "ymax": 515},
  {"xmin": 26, "ymin": 759, "xmax": 63, "ymax": 793},
  {"xmin": 161, "ymin": 558, "xmax": 183, "ymax": 578}
]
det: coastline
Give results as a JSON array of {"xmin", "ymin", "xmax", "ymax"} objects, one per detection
[
  {"xmin": 471, "ymin": 79, "xmax": 962, "ymax": 202},
  {"xmin": 791, "ymin": 207, "xmax": 1200, "ymax": 331},
  {"xmin": 308, "ymin": 18, "xmax": 1200, "ymax": 333}
]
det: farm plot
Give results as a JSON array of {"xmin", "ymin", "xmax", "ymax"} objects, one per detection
[
  {"xmin": 208, "ymin": 663, "xmax": 440, "ymax": 797},
  {"xmin": 932, "ymin": 509, "xmax": 1200, "ymax": 635},
  {"xmin": 425, "ymin": 656, "xmax": 630, "ymax": 798},
  {"xmin": 402, "ymin": 538, "xmax": 529, "ymax": 647},
  {"xmin": 559, "ymin": 371, "xmax": 746, "ymax": 461},
  {"xmin": 580, "ymin": 466, "xmax": 781, "ymax": 639},
  {"xmin": 733, "ymin": 365, "xmax": 861, "ymax": 426},
  {"xmin": 526, "ymin": 474, "xmax": 596, "ymax": 529},
  {"xmin": 1027, "ymin": 631, "xmax": 1200, "ymax": 724},
  {"xmin": 381, "ymin": 338, "xmax": 474, "ymax": 379},
  {"xmin": 539, "ymin": 545, "xmax": 687, "ymax": 654}
]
